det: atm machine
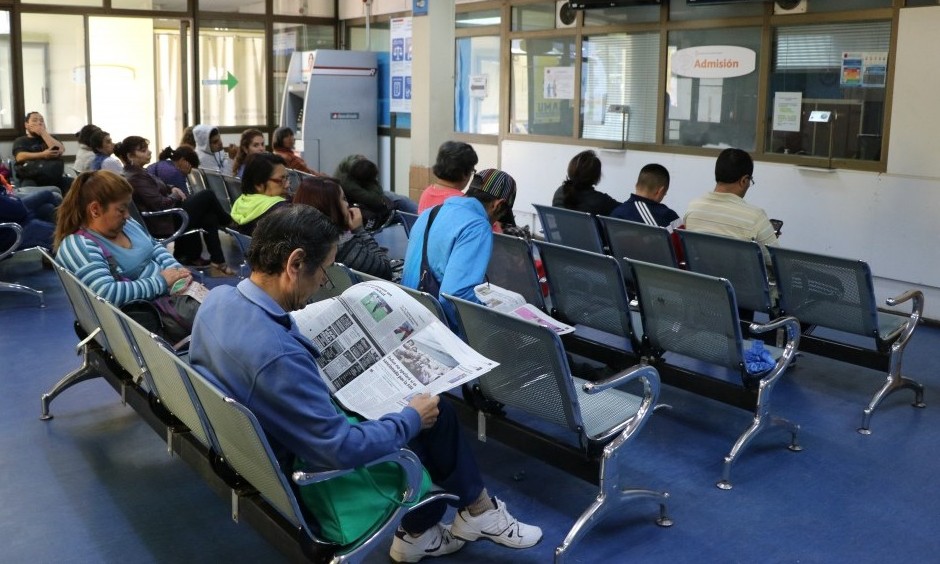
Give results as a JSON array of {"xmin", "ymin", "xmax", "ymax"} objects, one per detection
[{"xmin": 280, "ymin": 50, "xmax": 378, "ymax": 175}]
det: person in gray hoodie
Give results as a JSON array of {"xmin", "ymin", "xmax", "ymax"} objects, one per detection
[{"xmin": 193, "ymin": 124, "xmax": 233, "ymax": 173}]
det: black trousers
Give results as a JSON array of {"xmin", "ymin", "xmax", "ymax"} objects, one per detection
[{"xmin": 172, "ymin": 190, "xmax": 232, "ymax": 264}]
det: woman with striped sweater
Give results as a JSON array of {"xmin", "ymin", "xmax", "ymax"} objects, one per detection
[{"xmin": 53, "ymin": 170, "xmax": 193, "ymax": 307}]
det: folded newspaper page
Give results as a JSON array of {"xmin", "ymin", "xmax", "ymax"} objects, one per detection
[
  {"xmin": 474, "ymin": 283, "xmax": 574, "ymax": 335},
  {"xmin": 293, "ymin": 281, "xmax": 498, "ymax": 420}
]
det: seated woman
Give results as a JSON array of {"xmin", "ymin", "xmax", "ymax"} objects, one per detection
[
  {"xmin": 73, "ymin": 124, "xmax": 101, "ymax": 173},
  {"xmin": 147, "ymin": 145, "xmax": 200, "ymax": 195},
  {"xmin": 114, "ymin": 136, "xmax": 235, "ymax": 276},
  {"xmin": 334, "ymin": 154, "xmax": 417, "ymax": 230},
  {"xmin": 293, "ymin": 176, "xmax": 394, "ymax": 280},
  {"xmin": 88, "ymin": 130, "xmax": 123, "ymax": 174},
  {"xmin": 232, "ymin": 128, "xmax": 266, "ymax": 178},
  {"xmin": 271, "ymin": 126, "xmax": 321, "ymax": 175},
  {"xmin": 552, "ymin": 150, "xmax": 618, "ymax": 216},
  {"xmin": 53, "ymin": 171, "xmax": 197, "ymax": 340},
  {"xmin": 417, "ymin": 141, "xmax": 477, "ymax": 213},
  {"xmin": 230, "ymin": 152, "xmax": 290, "ymax": 236}
]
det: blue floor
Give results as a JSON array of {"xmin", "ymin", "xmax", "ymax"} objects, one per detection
[{"xmin": 2, "ymin": 251, "xmax": 939, "ymax": 563}]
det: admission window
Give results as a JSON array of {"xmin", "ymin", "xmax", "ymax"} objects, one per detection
[
  {"xmin": 581, "ymin": 32, "xmax": 660, "ymax": 144},
  {"xmin": 766, "ymin": 21, "xmax": 891, "ymax": 162},
  {"xmin": 198, "ymin": 20, "xmax": 266, "ymax": 127},
  {"xmin": 664, "ymin": 27, "xmax": 762, "ymax": 151}
]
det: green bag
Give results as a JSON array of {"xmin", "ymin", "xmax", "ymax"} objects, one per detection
[{"xmin": 295, "ymin": 409, "xmax": 432, "ymax": 546}]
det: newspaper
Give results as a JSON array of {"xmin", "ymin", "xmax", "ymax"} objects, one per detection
[
  {"xmin": 474, "ymin": 283, "xmax": 574, "ymax": 335},
  {"xmin": 292, "ymin": 281, "xmax": 498, "ymax": 420}
]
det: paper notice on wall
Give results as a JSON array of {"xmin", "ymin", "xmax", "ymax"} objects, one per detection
[
  {"xmin": 772, "ymin": 91, "xmax": 802, "ymax": 132},
  {"xmin": 543, "ymin": 66, "xmax": 575, "ymax": 100}
]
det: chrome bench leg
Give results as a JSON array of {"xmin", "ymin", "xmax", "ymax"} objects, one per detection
[
  {"xmin": 555, "ymin": 448, "xmax": 671, "ymax": 563},
  {"xmin": 40, "ymin": 347, "xmax": 101, "ymax": 420}
]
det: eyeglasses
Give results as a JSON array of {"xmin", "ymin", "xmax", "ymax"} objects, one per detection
[
  {"xmin": 748, "ymin": 175, "xmax": 756, "ymax": 186},
  {"xmin": 319, "ymin": 265, "xmax": 335, "ymax": 290},
  {"xmin": 269, "ymin": 175, "xmax": 288, "ymax": 185}
]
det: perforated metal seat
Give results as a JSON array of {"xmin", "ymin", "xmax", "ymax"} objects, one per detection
[
  {"xmin": 534, "ymin": 240, "xmax": 640, "ymax": 359},
  {"xmin": 201, "ymin": 168, "xmax": 234, "ymax": 214},
  {"xmin": 487, "ymin": 232, "xmax": 546, "ymax": 311},
  {"xmin": 533, "ymin": 204, "xmax": 605, "ymax": 254},
  {"xmin": 597, "ymin": 215, "xmax": 678, "ymax": 283},
  {"xmin": 123, "ymin": 316, "xmax": 214, "ymax": 452},
  {"xmin": 629, "ymin": 259, "xmax": 802, "ymax": 489},
  {"xmin": 444, "ymin": 294, "xmax": 671, "ymax": 563},
  {"xmin": 678, "ymin": 229, "xmax": 774, "ymax": 315},
  {"xmin": 183, "ymin": 362, "xmax": 454, "ymax": 563},
  {"xmin": 769, "ymin": 246, "xmax": 925, "ymax": 433}
]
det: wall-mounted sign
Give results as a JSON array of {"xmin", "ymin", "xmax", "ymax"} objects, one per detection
[{"xmin": 671, "ymin": 45, "xmax": 756, "ymax": 79}]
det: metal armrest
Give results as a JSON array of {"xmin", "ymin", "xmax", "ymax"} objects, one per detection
[
  {"xmin": 748, "ymin": 315, "xmax": 801, "ymax": 386},
  {"xmin": 292, "ymin": 447, "xmax": 426, "ymax": 504},
  {"xmin": 140, "ymin": 207, "xmax": 191, "ymax": 245},
  {"xmin": 0, "ymin": 223, "xmax": 24, "ymax": 261},
  {"xmin": 884, "ymin": 289, "xmax": 923, "ymax": 347},
  {"xmin": 583, "ymin": 362, "xmax": 659, "ymax": 395},
  {"xmin": 583, "ymin": 364, "xmax": 661, "ymax": 446}
]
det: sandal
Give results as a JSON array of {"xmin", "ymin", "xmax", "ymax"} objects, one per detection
[{"xmin": 210, "ymin": 262, "xmax": 237, "ymax": 277}]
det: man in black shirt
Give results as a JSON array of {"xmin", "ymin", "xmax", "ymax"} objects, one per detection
[{"xmin": 12, "ymin": 112, "xmax": 72, "ymax": 193}]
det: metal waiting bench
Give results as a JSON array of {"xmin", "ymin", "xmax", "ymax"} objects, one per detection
[
  {"xmin": 444, "ymin": 293, "xmax": 672, "ymax": 563},
  {"xmin": 629, "ymin": 259, "xmax": 802, "ymax": 489},
  {"xmin": 769, "ymin": 246, "xmax": 926, "ymax": 434},
  {"xmin": 533, "ymin": 204, "xmax": 606, "ymax": 254},
  {"xmin": 41, "ymin": 253, "xmax": 457, "ymax": 562}
]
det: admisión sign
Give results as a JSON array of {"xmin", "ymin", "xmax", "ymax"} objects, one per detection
[{"xmin": 671, "ymin": 45, "xmax": 756, "ymax": 79}]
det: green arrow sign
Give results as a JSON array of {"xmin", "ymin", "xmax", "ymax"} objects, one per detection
[{"xmin": 201, "ymin": 71, "xmax": 239, "ymax": 92}]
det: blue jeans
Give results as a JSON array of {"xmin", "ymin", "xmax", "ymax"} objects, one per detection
[
  {"xmin": 384, "ymin": 190, "xmax": 418, "ymax": 214},
  {"xmin": 399, "ymin": 398, "xmax": 485, "ymax": 534}
]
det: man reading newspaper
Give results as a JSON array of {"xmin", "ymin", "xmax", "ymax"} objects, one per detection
[{"xmin": 190, "ymin": 206, "xmax": 541, "ymax": 563}]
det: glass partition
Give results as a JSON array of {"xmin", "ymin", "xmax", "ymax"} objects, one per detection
[
  {"xmin": 766, "ymin": 21, "xmax": 891, "ymax": 161},
  {"xmin": 510, "ymin": 37, "xmax": 578, "ymax": 137},
  {"xmin": 582, "ymin": 32, "xmax": 660, "ymax": 144},
  {"xmin": 665, "ymin": 27, "xmax": 762, "ymax": 150},
  {"xmin": 198, "ymin": 19, "xmax": 266, "ymax": 127},
  {"xmin": 456, "ymin": 35, "xmax": 500, "ymax": 135}
]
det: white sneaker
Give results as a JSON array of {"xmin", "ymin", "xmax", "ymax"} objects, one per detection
[
  {"xmin": 451, "ymin": 497, "xmax": 542, "ymax": 549},
  {"xmin": 389, "ymin": 522, "xmax": 466, "ymax": 563}
]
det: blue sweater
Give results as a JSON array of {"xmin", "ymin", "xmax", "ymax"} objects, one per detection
[
  {"xmin": 55, "ymin": 219, "xmax": 179, "ymax": 306},
  {"xmin": 400, "ymin": 197, "xmax": 492, "ymax": 326},
  {"xmin": 189, "ymin": 279, "xmax": 422, "ymax": 471}
]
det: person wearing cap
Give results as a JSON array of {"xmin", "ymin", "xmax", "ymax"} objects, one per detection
[{"xmin": 401, "ymin": 168, "xmax": 517, "ymax": 329}]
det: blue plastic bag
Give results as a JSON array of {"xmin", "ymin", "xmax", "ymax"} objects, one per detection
[{"xmin": 744, "ymin": 340, "xmax": 775, "ymax": 374}]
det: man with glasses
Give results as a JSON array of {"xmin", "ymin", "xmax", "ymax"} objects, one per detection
[
  {"xmin": 190, "ymin": 205, "xmax": 541, "ymax": 562},
  {"xmin": 683, "ymin": 148, "xmax": 779, "ymax": 264}
]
